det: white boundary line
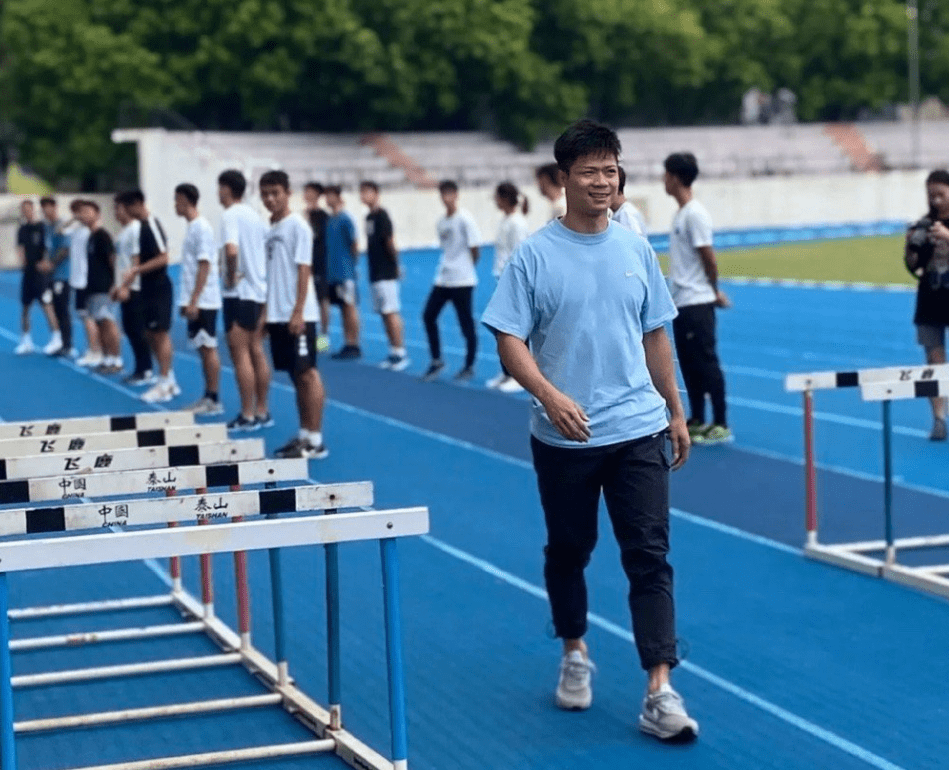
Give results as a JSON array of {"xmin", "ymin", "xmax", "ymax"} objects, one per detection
[{"xmin": 2, "ymin": 321, "xmax": 911, "ymax": 770}]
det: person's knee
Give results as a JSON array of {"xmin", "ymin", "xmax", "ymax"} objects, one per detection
[{"xmin": 544, "ymin": 541, "xmax": 595, "ymax": 572}]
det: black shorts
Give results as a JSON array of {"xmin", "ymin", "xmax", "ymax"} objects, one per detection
[
  {"xmin": 267, "ymin": 322, "xmax": 317, "ymax": 375},
  {"xmin": 185, "ymin": 308, "xmax": 218, "ymax": 348},
  {"xmin": 74, "ymin": 287, "xmax": 88, "ymax": 314},
  {"xmin": 313, "ymin": 275, "xmax": 329, "ymax": 303},
  {"xmin": 223, "ymin": 297, "xmax": 264, "ymax": 333},
  {"xmin": 328, "ymin": 280, "xmax": 358, "ymax": 307},
  {"xmin": 141, "ymin": 276, "xmax": 173, "ymax": 333},
  {"xmin": 21, "ymin": 271, "xmax": 51, "ymax": 306}
]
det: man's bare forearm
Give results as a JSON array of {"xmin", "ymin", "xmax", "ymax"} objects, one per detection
[
  {"xmin": 498, "ymin": 332, "xmax": 555, "ymax": 403},
  {"xmin": 643, "ymin": 327, "xmax": 685, "ymax": 420}
]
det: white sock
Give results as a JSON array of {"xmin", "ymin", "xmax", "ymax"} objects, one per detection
[
  {"xmin": 309, "ymin": 431, "xmax": 322, "ymax": 447},
  {"xmin": 298, "ymin": 428, "xmax": 310, "ymax": 441},
  {"xmin": 50, "ymin": 331, "xmax": 62, "ymax": 342},
  {"xmin": 391, "ymin": 347, "xmax": 406, "ymax": 357},
  {"xmin": 20, "ymin": 333, "xmax": 31, "ymax": 343}
]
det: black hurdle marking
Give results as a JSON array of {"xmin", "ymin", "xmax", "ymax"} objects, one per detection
[
  {"xmin": 206, "ymin": 463, "xmax": 240, "ymax": 488},
  {"xmin": 835, "ymin": 372, "xmax": 859, "ymax": 388},
  {"xmin": 169, "ymin": 445, "xmax": 200, "ymax": 467},
  {"xmin": 259, "ymin": 488, "xmax": 297, "ymax": 515},
  {"xmin": 0, "ymin": 459, "xmax": 6, "ymax": 481},
  {"xmin": 0, "ymin": 480, "xmax": 30, "ymax": 505},
  {"xmin": 110, "ymin": 415, "xmax": 136, "ymax": 432},
  {"xmin": 25, "ymin": 507, "xmax": 67, "ymax": 534},
  {"xmin": 136, "ymin": 429, "xmax": 166, "ymax": 447},
  {"xmin": 916, "ymin": 381, "xmax": 940, "ymax": 398}
]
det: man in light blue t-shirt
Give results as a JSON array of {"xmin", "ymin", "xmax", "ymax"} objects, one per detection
[
  {"xmin": 482, "ymin": 119, "xmax": 698, "ymax": 743},
  {"xmin": 324, "ymin": 185, "xmax": 362, "ymax": 360}
]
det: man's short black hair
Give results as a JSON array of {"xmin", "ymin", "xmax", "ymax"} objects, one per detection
[
  {"xmin": 554, "ymin": 120, "xmax": 621, "ymax": 174},
  {"xmin": 617, "ymin": 166, "xmax": 627, "ymax": 194},
  {"xmin": 360, "ymin": 180, "xmax": 379, "ymax": 193},
  {"xmin": 218, "ymin": 169, "xmax": 247, "ymax": 199},
  {"xmin": 926, "ymin": 169, "xmax": 949, "ymax": 187},
  {"xmin": 304, "ymin": 181, "xmax": 324, "ymax": 195},
  {"xmin": 324, "ymin": 184, "xmax": 342, "ymax": 197},
  {"xmin": 259, "ymin": 170, "xmax": 290, "ymax": 191},
  {"xmin": 116, "ymin": 189, "xmax": 145, "ymax": 207},
  {"xmin": 39, "ymin": 196, "xmax": 56, "ymax": 207},
  {"xmin": 174, "ymin": 183, "xmax": 200, "ymax": 206},
  {"xmin": 438, "ymin": 180, "xmax": 458, "ymax": 194},
  {"xmin": 82, "ymin": 199, "xmax": 100, "ymax": 213},
  {"xmin": 664, "ymin": 153, "xmax": 699, "ymax": 187}
]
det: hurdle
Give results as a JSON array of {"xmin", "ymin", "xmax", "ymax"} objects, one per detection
[
  {"xmin": 0, "ymin": 493, "xmax": 429, "ymax": 770},
  {"xmin": 0, "ymin": 423, "xmax": 226, "ymax": 458},
  {"xmin": 785, "ymin": 363, "xmax": 949, "ymax": 598},
  {"xmin": 0, "ymin": 411, "xmax": 194, "ymax": 441}
]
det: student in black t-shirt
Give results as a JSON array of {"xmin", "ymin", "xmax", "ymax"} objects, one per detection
[
  {"xmin": 117, "ymin": 189, "xmax": 179, "ymax": 404},
  {"xmin": 905, "ymin": 168, "xmax": 949, "ymax": 441},
  {"xmin": 303, "ymin": 182, "xmax": 331, "ymax": 352},
  {"xmin": 15, "ymin": 199, "xmax": 60, "ymax": 355},
  {"xmin": 77, "ymin": 200, "xmax": 123, "ymax": 373},
  {"xmin": 359, "ymin": 181, "xmax": 408, "ymax": 371}
]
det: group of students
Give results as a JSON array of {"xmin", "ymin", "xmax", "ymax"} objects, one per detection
[{"xmin": 14, "ymin": 171, "xmax": 333, "ymax": 459}]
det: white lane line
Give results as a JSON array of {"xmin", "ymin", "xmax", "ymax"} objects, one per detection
[{"xmin": 421, "ymin": 535, "xmax": 907, "ymax": 770}]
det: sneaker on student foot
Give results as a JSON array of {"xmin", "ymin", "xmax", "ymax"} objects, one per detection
[
  {"xmin": 141, "ymin": 381, "xmax": 175, "ymax": 404},
  {"xmin": 496, "ymin": 376, "xmax": 524, "ymax": 394},
  {"xmin": 331, "ymin": 345, "xmax": 362, "ymax": 360},
  {"xmin": 123, "ymin": 370, "xmax": 155, "ymax": 386},
  {"xmin": 316, "ymin": 334, "xmax": 331, "ymax": 353},
  {"xmin": 454, "ymin": 366, "xmax": 475, "ymax": 382},
  {"xmin": 421, "ymin": 360, "xmax": 445, "ymax": 382},
  {"xmin": 76, "ymin": 350, "xmax": 103, "ymax": 368},
  {"xmin": 43, "ymin": 333, "xmax": 63, "ymax": 356},
  {"xmin": 189, "ymin": 396, "xmax": 224, "ymax": 416},
  {"xmin": 930, "ymin": 417, "xmax": 948, "ymax": 442},
  {"xmin": 227, "ymin": 413, "xmax": 259, "ymax": 432},
  {"xmin": 555, "ymin": 650, "xmax": 595, "ymax": 710},
  {"xmin": 381, "ymin": 353, "xmax": 410, "ymax": 372},
  {"xmin": 692, "ymin": 424, "xmax": 734, "ymax": 445},
  {"xmin": 255, "ymin": 412, "xmax": 275, "ymax": 429},
  {"xmin": 686, "ymin": 420, "xmax": 709, "ymax": 439},
  {"xmin": 274, "ymin": 437, "xmax": 329, "ymax": 460},
  {"xmin": 486, "ymin": 373, "xmax": 506, "ymax": 389},
  {"xmin": 638, "ymin": 683, "xmax": 699, "ymax": 742},
  {"xmin": 15, "ymin": 337, "xmax": 35, "ymax": 355}
]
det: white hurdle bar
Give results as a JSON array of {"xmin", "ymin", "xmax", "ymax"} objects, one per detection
[
  {"xmin": 0, "ymin": 412, "xmax": 194, "ymax": 441},
  {"xmin": 0, "ymin": 439, "xmax": 265, "ymax": 481},
  {"xmin": 0, "ymin": 424, "xmax": 226, "ymax": 459},
  {"xmin": 0, "ymin": 505, "xmax": 429, "ymax": 770}
]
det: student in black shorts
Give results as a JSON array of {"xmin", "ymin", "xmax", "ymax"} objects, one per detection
[
  {"xmin": 117, "ymin": 189, "xmax": 179, "ymax": 404},
  {"xmin": 304, "ymin": 182, "xmax": 331, "ymax": 352},
  {"xmin": 905, "ymin": 168, "xmax": 949, "ymax": 441},
  {"xmin": 260, "ymin": 170, "xmax": 328, "ymax": 459},
  {"xmin": 15, "ymin": 199, "xmax": 59, "ymax": 355},
  {"xmin": 77, "ymin": 200, "xmax": 123, "ymax": 373}
]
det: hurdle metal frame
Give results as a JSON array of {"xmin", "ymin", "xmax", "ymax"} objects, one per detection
[
  {"xmin": 0, "ymin": 503, "xmax": 429, "ymax": 770},
  {"xmin": 785, "ymin": 363, "xmax": 949, "ymax": 599},
  {"xmin": 0, "ymin": 423, "xmax": 428, "ymax": 770}
]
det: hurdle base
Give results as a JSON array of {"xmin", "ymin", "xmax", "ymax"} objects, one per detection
[
  {"xmin": 882, "ymin": 564, "xmax": 949, "ymax": 600},
  {"xmin": 804, "ymin": 543, "xmax": 882, "ymax": 577},
  {"xmin": 170, "ymin": 587, "xmax": 398, "ymax": 770}
]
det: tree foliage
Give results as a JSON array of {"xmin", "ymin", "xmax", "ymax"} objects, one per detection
[{"xmin": 0, "ymin": 0, "xmax": 946, "ymax": 185}]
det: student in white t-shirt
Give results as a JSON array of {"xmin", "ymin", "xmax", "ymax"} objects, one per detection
[
  {"xmin": 65, "ymin": 201, "xmax": 102, "ymax": 367},
  {"xmin": 487, "ymin": 181, "xmax": 529, "ymax": 393},
  {"xmin": 218, "ymin": 169, "xmax": 272, "ymax": 432},
  {"xmin": 421, "ymin": 180, "xmax": 482, "ymax": 382},
  {"xmin": 111, "ymin": 196, "xmax": 152, "ymax": 385},
  {"xmin": 536, "ymin": 163, "xmax": 567, "ymax": 223},
  {"xmin": 259, "ymin": 170, "xmax": 328, "ymax": 460},
  {"xmin": 610, "ymin": 166, "xmax": 647, "ymax": 236},
  {"xmin": 664, "ymin": 152, "xmax": 731, "ymax": 446},
  {"xmin": 174, "ymin": 183, "xmax": 223, "ymax": 416}
]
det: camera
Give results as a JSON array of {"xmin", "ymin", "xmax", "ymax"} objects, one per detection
[{"xmin": 907, "ymin": 217, "xmax": 933, "ymax": 249}]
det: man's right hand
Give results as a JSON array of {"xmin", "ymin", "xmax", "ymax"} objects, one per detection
[{"xmin": 542, "ymin": 390, "xmax": 591, "ymax": 443}]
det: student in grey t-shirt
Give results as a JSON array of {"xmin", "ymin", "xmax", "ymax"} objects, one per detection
[
  {"xmin": 664, "ymin": 152, "xmax": 731, "ymax": 445},
  {"xmin": 482, "ymin": 120, "xmax": 698, "ymax": 744}
]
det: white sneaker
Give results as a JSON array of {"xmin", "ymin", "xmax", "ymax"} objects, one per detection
[
  {"xmin": 142, "ymin": 381, "xmax": 176, "ymax": 403},
  {"xmin": 15, "ymin": 336, "xmax": 35, "ymax": 355},
  {"xmin": 638, "ymin": 683, "xmax": 699, "ymax": 742},
  {"xmin": 188, "ymin": 396, "xmax": 224, "ymax": 416},
  {"xmin": 77, "ymin": 350, "xmax": 103, "ymax": 368},
  {"xmin": 555, "ymin": 650, "xmax": 595, "ymax": 710},
  {"xmin": 485, "ymin": 373, "xmax": 505, "ymax": 389},
  {"xmin": 496, "ymin": 376, "xmax": 524, "ymax": 393},
  {"xmin": 43, "ymin": 333, "xmax": 63, "ymax": 356}
]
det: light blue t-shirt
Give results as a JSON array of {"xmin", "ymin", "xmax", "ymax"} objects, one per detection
[
  {"xmin": 326, "ymin": 211, "xmax": 358, "ymax": 283},
  {"xmin": 481, "ymin": 219, "xmax": 677, "ymax": 448},
  {"xmin": 44, "ymin": 219, "xmax": 70, "ymax": 282}
]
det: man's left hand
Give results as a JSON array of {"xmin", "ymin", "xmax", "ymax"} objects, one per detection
[
  {"xmin": 182, "ymin": 304, "xmax": 199, "ymax": 321},
  {"xmin": 668, "ymin": 415, "xmax": 691, "ymax": 470}
]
